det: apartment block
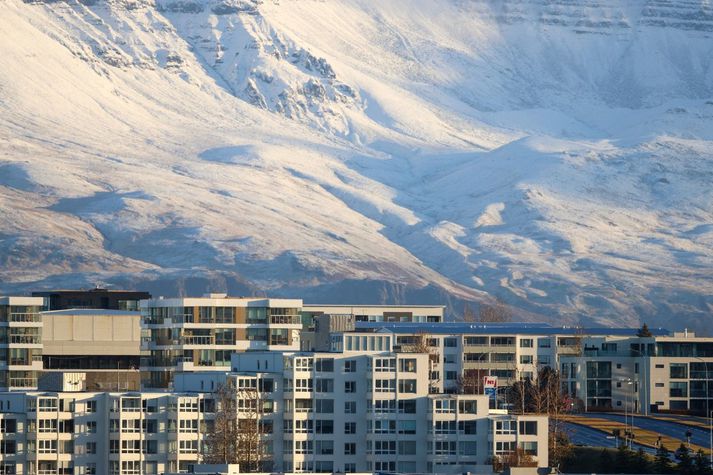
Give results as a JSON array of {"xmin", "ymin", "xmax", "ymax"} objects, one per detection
[
  {"xmin": 0, "ymin": 388, "xmax": 207, "ymax": 475},
  {"xmin": 560, "ymin": 331, "xmax": 713, "ymax": 415},
  {"xmin": 0, "ymin": 297, "xmax": 45, "ymax": 391},
  {"xmin": 328, "ymin": 322, "xmax": 671, "ymax": 395},
  {"xmin": 140, "ymin": 295, "xmax": 302, "ymax": 388},
  {"xmin": 41, "ymin": 309, "xmax": 142, "ymax": 391},
  {"xmin": 177, "ymin": 350, "xmax": 549, "ymax": 474}
]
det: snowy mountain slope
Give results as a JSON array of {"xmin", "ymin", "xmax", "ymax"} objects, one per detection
[{"xmin": 1, "ymin": 0, "xmax": 713, "ymax": 329}]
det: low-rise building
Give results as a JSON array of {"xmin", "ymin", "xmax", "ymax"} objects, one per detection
[{"xmin": 560, "ymin": 331, "xmax": 713, "ymax": 415}]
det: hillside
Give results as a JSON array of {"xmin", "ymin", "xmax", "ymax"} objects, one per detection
[{"xmin": 1, "ymin": 0, "xmax": 713, "ymax": 329}]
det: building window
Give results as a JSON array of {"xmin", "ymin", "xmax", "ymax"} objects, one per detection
[
  {"xmin": 344, "ymin": 401, "xmax": 356, "ymax": 413},
  {"xmin": 343, "ymin": 360, "xmax": 356, "ymax": 372},
  {"xmin": 344, "ymin": 422, "xmax": 356, "ymax": 434},
  {"xmin": 398, "ymin": 420, "xmax": 416, "ymax": 434},
  {"xmin": 374, "ymin": 379, "xmax": 395, "ymax": 392},
  {"xmin": 520, "ymin": 339, "xmax": 533, "ymax": 348},
  {"xmin": 519, "ymin": 420, "xmax": 538, "ymax": 435},
  {"xmin": 398, "ymin": 440, "xmax": 417, "ymax": 455},
  {"xmin": 520, "ymin": 355, "xmax": 534, "ymax": 364},
  {"xmin": 315, "ymin": 440, "xmax": 334, "ymax": 455},
  {"xmin": 315, "ymin": 399, "xmax": 334, "ymax": 414},
  {"xmin": 434, "ymin": 399, "xmax": 455, "ymax": 413},
  {"xmin": 459, "ymin": 441, "xmax": 477, "ymax": 455},
  {"xmin": 670, "ymin": 363, "xmax": 688, "ymax": 379},
  {"xmin": 398, "ymin": 379, "xmax": 417, "ymax": 393},
  {"xmin": 374, "ymin": 358, "xmax": 396, "ymax": 372},
  {"xmin": 344, "ymin": 443, "xmax": 356, "ymax": 455},
  {"xmin": 444, "ymin": 338, "xmax": 457, "ymax": 347},
  {"xmin": 315, "ymin": 378, "xmax": 334, "ymax": 393},
  {"xmin": 315, "ymin": 420, "xmax": 334, "ymax": 434},
  {"xmin": 399, "ymin": 358, "xmax": 417, "ymax": 372},
  {"xmin": 344, "ymin": 381, "xmax": 356, "ymax": 393},
  {"xmin": 344, "ymin": 463, "xmax": 356, "ymax": 473},
  {"xmin": 495, "ymin": 420, "xmax": 516, "ymax": 434},
  {"xmin": 670, "ymin": 382, "xmax": 688, "ymax": 398},
  {"xmin": 518, "ymin": 441, "xmax": 538, "ymax": 455},
  {"xmin": 459, "ymin": 400, "xmax": 477, "ymax": 414}
]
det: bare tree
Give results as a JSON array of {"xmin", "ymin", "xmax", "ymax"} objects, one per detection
[
  {"xmin": 235, "ymin": 385, "xmax": 269, "ymax": 472},
  {"xmin": 204, "ymin": 381, "xmax": 270, "ymax": 471},
  {"xmin": 492, "ymin": 447, "xmax": 538, "ymax": 471},
  {"xmin": 204, "ymin": 383, "xmax": 238, "ymax": 464},
  {"xmin": 457, "ymin": 368, "xmax": 486, "ymax": 395},
  {"xmin": 406, "ymin": 332, "xmax": 441, "ymax": 392},
  {"xmin": 478, "ymin": 297, "xmax": 513, "ymax": 323}
]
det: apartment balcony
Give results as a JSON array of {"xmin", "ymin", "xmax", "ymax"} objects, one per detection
[
  {"xmin": 270, "ymin": 315, "xmax": 301, "ymax": 325},
  {"xmin": 8, "ymin": 377, "xmax": 37, "ymax": 389},
  {"xmin": 181, "ymin": 335, "xmax": 215, "ymax": 346},
  {"xmin": 5, "ymin": 312, "xmax": 42, "ymax": 324},
  {"xmin": 7, "ymin": 335, "xmax": 42, "ymax": 345}
]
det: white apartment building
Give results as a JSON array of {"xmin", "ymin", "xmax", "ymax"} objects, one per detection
[
  {"xmin": 0, "ymin": 297, "xmax": 45, "ymax": 391},
  {"xmin": 560, "ymin": 331, "xmax": 713, "ymax": 415},
  {"xmin": 0, "ymin": 385, "xmax": 209, "ymax": 475},
  {"xmin": 177, "ymin": 349, "xmax": 549, "ymax": 474},
  {"xmin": 301, "ymin": 304, "xmax": 444, "ymax": 324},
  {"xmin": 140, "ymin": 295, "xmax": 302, "ymax": 388},
  {"xmin": 338, "ymin": 322, "xmax": 670, "ymax": 395}
]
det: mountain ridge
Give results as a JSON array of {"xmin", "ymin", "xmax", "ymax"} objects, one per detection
[{"xmin": 1, "ymin": 0, "xmax": 712, "ymax": 329}]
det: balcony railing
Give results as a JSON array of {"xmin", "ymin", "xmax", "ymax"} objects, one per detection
[
  {"xmin": 181, "ymin": 336, "xmax": 214, "ymax": 345},
  {"xmin": 9, "ymin": 335, "xmax": 41, "ymax": 344},
  {"xmin": 9, "ymin": 377, "xmax": 37, "ymax": 388},
  {"xmin": 270, "ymin": 315, "xmax": 300, "ymax": 325},
  {"xmin": 6, "ymin": 313, "xmax": 42, "ymax": 323}
]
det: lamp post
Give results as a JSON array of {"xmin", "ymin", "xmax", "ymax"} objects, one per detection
[{"xmin": 618, "ymin": 378, "xmax": 633, "ymax": 448}]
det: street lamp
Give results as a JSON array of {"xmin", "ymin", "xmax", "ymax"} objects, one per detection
[{"xmin": 618, "ymin": 378, "xmax": 634, "ymax": 448}]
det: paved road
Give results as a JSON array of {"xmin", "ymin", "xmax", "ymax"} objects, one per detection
[
  {"xmin": 563, "ymin": 422, "xmax": 656, "ymax": 455},
  {"xmin": 579, "ymin": 413, "xmax": 711, "ymax": 449}
]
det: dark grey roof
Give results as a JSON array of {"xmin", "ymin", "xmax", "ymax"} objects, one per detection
[{"xmin": 354, "ymin": 321, "xmax": 670, "ymax": 336}]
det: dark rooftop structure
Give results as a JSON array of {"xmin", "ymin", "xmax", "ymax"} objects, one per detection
[
  {"xmin": 32, "ymin": 288, "xmax": 151, "ymax": 311},
  {"xmin": 354, "ymin": 321, "xmax": 670, "ymax": 336}
]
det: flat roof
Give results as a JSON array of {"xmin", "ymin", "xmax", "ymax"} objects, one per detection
[
  {"xmin": 0, "ymin": 296, "xmax": 45, "ymax": 305},
  {"xmin": 303, "ymin": 304, "xmax": 445, "ymax": 309},
  {"xmin": 41, "ymin": 309, "xmax": 140, "ymax": 316},
  {"xmin": 353, "ymin": 321, "xmax": 670, "ymax": 336}
]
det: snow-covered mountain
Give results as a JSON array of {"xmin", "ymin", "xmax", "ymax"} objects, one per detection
[{"xmin": 2, "ymin": 0, "xmax": 713, "ymax": 330}]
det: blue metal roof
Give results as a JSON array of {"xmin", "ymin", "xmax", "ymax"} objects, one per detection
[{"xmin": 354, "ymin": 321, "xmax": 670, "ymax": 336}]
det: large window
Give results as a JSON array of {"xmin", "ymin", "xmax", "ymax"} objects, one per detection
[
  {"xmin": 519, "ymin": 420, "xmax": 538, "ymax": 435},
  {"xmin": 670, "ymin": 382, "xmax": 688, "ymax": 398},
  {"xmin": 670, "ymin": 363, "xmax": 688, "ymax": 379},
  {"xmin": 586, "ymin": 361, "xmax": 612, "ymax": 379}
]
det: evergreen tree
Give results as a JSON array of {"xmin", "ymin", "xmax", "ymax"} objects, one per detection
[
  {"xmin": 632, "ymin": 447, "xmax": 652, "ymax": 474},
  {"xmin": 616, "ymin": 444, "xmax": 635, "ymax": 473},
  {"xmin": 676, "ymin": 443, "xmax": 694, "ymax": 475},
  {"xmin": 693, "ymin": 450, "xmax": 712, "ymax": 475},
  {"xmin": 654, "ymin": 444, "xmax": 673, "ymax": 474},
  {"xmin": 637, "ymin": 323, "xmax": 653, "ymax": 337},
  {"xmin": 599, "ymin": 449, "xmax": 614, "ymax": 474}
]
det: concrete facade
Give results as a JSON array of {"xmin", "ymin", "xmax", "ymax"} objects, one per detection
[
  {"xmin": 0, "ymin": 297, "xmax": 45, "ymax": 391},
  {"xmin": 140, "ymin": 296, "xmax": 303, "ymax": 389}
]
